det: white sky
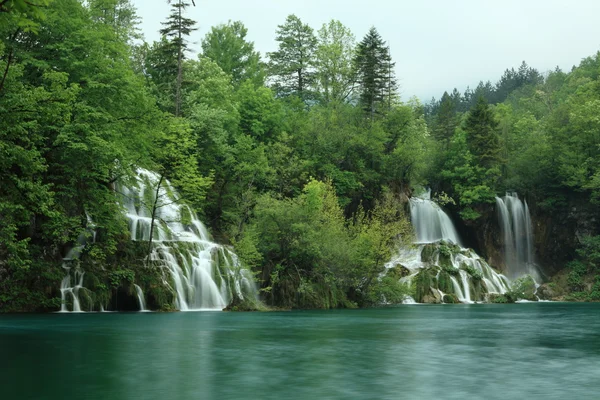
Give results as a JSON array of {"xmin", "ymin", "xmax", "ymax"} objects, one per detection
[{"xmin": 132, "ymin": 0, "xmax": 600, "ymax": 101}]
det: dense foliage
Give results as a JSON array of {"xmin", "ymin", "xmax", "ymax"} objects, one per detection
[{"xmin": 2, "ymin": 0, "xmax": 600, "ymax": 311}]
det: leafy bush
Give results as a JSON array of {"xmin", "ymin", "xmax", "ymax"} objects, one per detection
[{"xmin": 240, "ymin": 180, "xmax": 413, "ymax": 308}]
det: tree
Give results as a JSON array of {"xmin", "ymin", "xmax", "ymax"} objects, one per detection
[
  {"xmin": 353, "ymin": 27, "xmax": 397, "ymax": 119},
  {"xmin": 0, "ymin": 0, "xmax": 52, "ymax": 33},
  {"xmin": 383, "ymin": 102, "xmax": 431, "ymax": 191},
  {"xmin": 267, "ymin": 14, "xmax": 317, "ymax": 102},
  {"xmin": 470, "ymin": 80, "xmax": 495, "ymax": 106},
  {"xmin": 314, "ymin": 19, "xmax": 356, "ymax": 104},
  {"xmin": 236, "ymin": 80, "xmax": 283, "ymax": 141},
  {"xmin": 159, "ymin": 0, "xmax": 197, "ymax": 116},
  {"xmin": 433, "ymin": 91, "xmax": 457, "ymax": 146},
  {"xmin": 464, "ymin": 96, "xmax": 501, "ymax": 169},
  {"xmin": 88, "ymin": 0, "xmax": 140, "ymax": 44},
  {"xmin": 201, "ymin": 20, "xmax": 264, "ymax": 87},
  {"xmin": 0, "ymin": 0, "xmax": 167, "ymax": 311}
]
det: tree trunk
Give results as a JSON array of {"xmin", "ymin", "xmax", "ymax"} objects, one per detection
[
  {"xmin": 175, "ymin": 1, "xmax": 183, "ymax": 116},
  {"xmin": 147, "ymin": 174, "xmax": 165, "ymax": 262}
]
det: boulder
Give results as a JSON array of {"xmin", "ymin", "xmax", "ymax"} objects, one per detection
[
  {"xmin": 422, "ymin": 294, "xmax": 441, "ymax": 304},
  {"xmin": 443, "ymin": 294, "xmax": 459, "ymax": 304},
  {"xmin": 537, "ymin": 282, "xmax": 563, "ymax": 301}
]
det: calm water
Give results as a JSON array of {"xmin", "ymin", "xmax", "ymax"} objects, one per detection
[{"xmin": 1, "ymin": 303, "xmax": 599, "ymax": 400}]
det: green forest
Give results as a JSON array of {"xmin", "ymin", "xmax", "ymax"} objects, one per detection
[{"xmin": 1, "ymin": 0, "xmax": 600, "ymax": 312}]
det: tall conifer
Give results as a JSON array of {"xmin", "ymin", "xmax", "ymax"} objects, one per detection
[
  {"xmin": 267, "ymin": 14, "xmax": 317, "ymax": 102},
  {"xmin": 353, "ymin": 27, "xmax": 397, "ymax": 119},
  {"xmin": 159, "ymin": 0, "xmax": 197, "ymax": 116},
  {"xmin": 464, "ymin": 96, "xmax": 501, "ymax": 168}
]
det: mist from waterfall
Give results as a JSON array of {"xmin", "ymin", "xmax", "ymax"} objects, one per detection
[
  {"xmin": 495, "ymin": 192, "xmax": 540, "ymax": 281},
  {"xmin": 410, "ymin": 189, "xmax": 462, "ymax": 246}
]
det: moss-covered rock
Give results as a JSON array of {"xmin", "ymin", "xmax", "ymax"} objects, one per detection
[
  {"xmin": 437, "ymin": 270, "xmax": 455, "ymax": 294},
  {"xmin": 537, "ymin": 282, "xmax": 563, "ymax": 300},
  {"xmin": 508, "ymin": 275, "xmax": 538, "ymax": 301},
  {"xmin": 443, "ymin": 293, "xmax": 459, "ymax": 304},
  {"xmin": 415, "ymin": 268, "xmax": 434, "ymax": 302},
  {"xmin": 385, "ymin": 265, "xmax": 411, "ymax": 280},
  {"xmin": 488, "ymin": 293, "xmax": 513, "ymax": 303},
  {"xmin": 469, "ymin": 279, "xmax": 488, "ymax": 302},
  {"xmin": 422, "ymin": 293, "xmax": 442, "ymax": 304},
  {"xmin": 421, "ymin": 244, "xmax": 437, "ymax": 264},
  {"xmin": 224, "ymin": 295, "xmax": 268, "ymax": 311}
]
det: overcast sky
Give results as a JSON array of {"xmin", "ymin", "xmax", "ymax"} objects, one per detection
[{"xmin": 132, "ymin": 0, "xmax": 600, "ymax": 101}]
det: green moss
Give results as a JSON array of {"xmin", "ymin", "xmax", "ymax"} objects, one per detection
[
  {"xmin": 438, "ymin": 252, "xmax": 452, "ymax": 269},
  {"xmin": 415, "ymin": 268, "xmax": 434, "ymax": 303},
  {"xmin": 507, "ymin": 275, "xmax": 537, "ymax": 301},
  {"xmin": 180, "ymin": 206, "xmax": 193, "ymax": 226},
  {"xmin": 385, "ymin": 265, "xmax": 410, "ymax": 280},
  {"xmin": 465, "ymin": 265, "xmax": 483, "ymax": 281},
  {"xmin": 437, "ymin": 270, "xmax": 454, "ymax": 294},
  {"xmin": 469, "ymin": 279, "xmax": 486, "ymax": 301},
  {"xmin": 443, "ymin": 293, "xmax": 459, "ymax": 304},
  {"xmin": 421, "ymin": 244, "xmax": 436, "ymax": 264},
  {"xmin": 489, "ymin": 294, "xmax": 512, "ymax": 303}
]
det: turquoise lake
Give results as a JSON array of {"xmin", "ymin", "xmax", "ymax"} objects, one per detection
[{"xmin": 1, "ymin": 303, "xmax": 599, "ymax": 399}]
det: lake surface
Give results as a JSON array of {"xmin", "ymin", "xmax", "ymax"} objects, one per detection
[{"xmin": 1, "ymin": 303, "xmax": 599, "ymax": 400}]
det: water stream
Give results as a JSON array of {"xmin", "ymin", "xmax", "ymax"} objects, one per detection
[
  {"xmin": 410, "ymin": 189, "xmax": 462, "ymax": 245},
  {"xmin": 134, "ymin": 284, "xmax": 148, "ymax": 312},
  {"xmin": 496, "ymin": 192, "xmax": 540, "ymax": 281}
]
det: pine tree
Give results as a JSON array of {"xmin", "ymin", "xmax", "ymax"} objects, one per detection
[
  {"xmin": 464, "ymin": 96, "xmax": 501, "ymax": 168},
  {"xmin": 353, "ymin": 27, "xmax": 397, "ymax": 119},
  {"xmin": 267, "ymin": 14, "xmax": 317, "ymax": 102},
  {"xmin": 159, "ymin": 0, "xmax": 197, "ymax": 116},
  {"xmin": 88, "ymin": 0, "xmax": 140, "ymax": 44},
  {"xmin": 433, "ymin": 91, "xmax": 457, "ymax": 146}
]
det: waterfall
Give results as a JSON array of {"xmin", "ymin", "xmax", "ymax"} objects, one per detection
[
  {"xmin": 459, "ymin": 270, "xmax": 471, "ymax": 303},
  {"xmin": 410, "ymin": 189, "xmax": 462, "ymax": 246},
  {"xmin": 386, "ymin": 189, "xmax": 509, "ymax": 303},
  {"xmin": 134, "ymin": 284, "xmax": 148, "ymax": 312},
  {"xmin": 58, "ymin": 168, "xmax": 258, "ymax": 312},
  {"xmin": 450, "ymin": 276, "xmax": 465, "ymax": 301},
  {"xmin": 59, "ymin": 230, "xmax": 89, "ymax": 312},
  {"xmin": 59, "ymin": 263, "xmax": 85, "ymax": 313},
  {"xmin": 495, "ymin": 192, "xmax": 540, "ymax": 281},
  {"xmin": 118, "ymin": 168, "xmax": 258, "ymax": 311}
]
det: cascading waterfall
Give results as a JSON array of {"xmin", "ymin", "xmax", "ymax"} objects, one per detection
[
  {"xmin": 59, "ymin": 168, "xmax": 258, "ymax": 312},
  {"xmin": 117, "ymin": 169, "xmax": 258, "ymax": 311},
  {"xmin": 410, "ymin": 189, "xmax": 462, "ymax": 246},
  {"xmin": 134, "ymin": 284, "xmax": 148, "ymax": 312},
  {"xmin": 388, "ymin": 243, "xmax": 510, "ymax": 303},
  {"xmin": 60, "ymin": 261, "xmax": 85, "ymax": 313},
  {"xmin": 386, "ymin": 189, "xmax": 509, "ymax": 303},
  {"xmin": 59, "ymin": 221, "xmax": 91, "ymax": 313},
  {"xmin": 496, "ymin": 192, "xmax": 540, "ymax": 281}
]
